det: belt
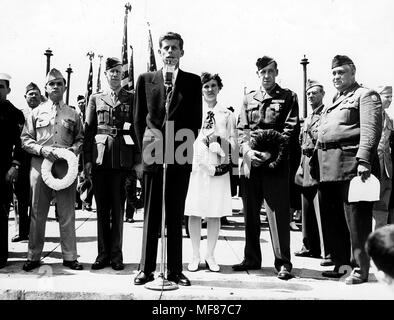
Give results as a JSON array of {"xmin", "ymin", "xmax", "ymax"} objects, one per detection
[
  {"xmin": 97, "ymin": 127, "xmax": 132, "ymax": 137},
  {"xmin": 316, "ymin": 141, "xmax": 358, "ymax": 151}
]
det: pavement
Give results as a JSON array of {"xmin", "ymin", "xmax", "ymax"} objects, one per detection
[{"xmin": 1, "ymin": 197, "xmax": 393, "ymax": 301}]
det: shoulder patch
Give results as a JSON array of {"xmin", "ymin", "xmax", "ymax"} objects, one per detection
[{"xmin": 371, "ymin": 94, "xmax": 378, "ymax": 102}]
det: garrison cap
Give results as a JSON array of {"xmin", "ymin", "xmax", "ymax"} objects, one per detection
[
  {"xmin": 25, "ymin": 82, "xmax": 40, "ymax": 94},
  {"xmin": 332, "ymin": 55, "xmax": 354, "ymax": 69},
  {"xmin": 306, "ymin": 79, "xmax": 323, "ymax": 92},
  {"xmin": 106, "ymin": 57, "xmax": 122, "ymax": 70},
  {"xmin": 0, "ymin": 73, "xmax": 11, "ymax": 81},
  {"xmin": 45, "ymin": 68, "xmax": 66, "ymax": 85},
  {"xmin": 77, "ymin": 95, "xmax": 85, "ymax": 101},
  {"xmin": 377, "ymin": 85, "xmax": 392, "ymax": 95},
  {"xmin": 256, "ymin": 56, "xmax": 276, "ymax": 70}
]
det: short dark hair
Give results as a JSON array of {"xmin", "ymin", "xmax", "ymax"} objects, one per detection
[
  {"xmin": 365, "ymin": 225, "xmax": 394, "ymax": 278},
  {"xmin": 159, "ymin": 32, "xmax": 184, "ymax": 50},
  {"xmin": 201, "ymin": 72, "xmax": 223, "ymax": 90},
  {"xmin": 1, "ymin": 80, "xmax": 10, "ymax": 88},
  {"xmin": 77, "ymin": 95, "xmax": 85, "ymax": 101}
]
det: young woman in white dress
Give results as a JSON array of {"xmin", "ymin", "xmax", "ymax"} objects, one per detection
[{"xmin": 184, "ymin": 73, "xmax": 237, "ymax": 272}]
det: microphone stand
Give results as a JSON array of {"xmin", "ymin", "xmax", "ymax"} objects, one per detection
[{"xmin": 145, "ymin": 82, "xmax": 178, "ymax": 291}]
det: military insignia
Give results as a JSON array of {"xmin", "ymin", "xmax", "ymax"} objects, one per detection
[
  {"xmin": 371, "ymin": 94, "xmax": 378, "ymax": 102},
  {"xmin": 272, "ymin": 99, "xmax": 285, "ymax": 103}
]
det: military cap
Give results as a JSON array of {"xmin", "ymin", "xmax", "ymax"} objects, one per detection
[
  {"xmin": 25, "ymin": 82, "xmax": 40, "ymax": 94},
  {"xmin": 45, "ymin": 68, "xmax": 66, "ymax": 85},
  {"xmin": 377, "ymin": 85, "xmax": 392, "ymax": 95},
  {"xmin": 256, "ymin": 56, "xmax": 276, "ymax": 70},
  {"xmin": 332, "ymin": 55, "xmax": 354, "ymax": 69},
  {"xmin": 77, "ymin": 95, "xmax": 85, "ymax": 101},
  {"xmin": 106, "ymin": 57, "xmax": 122, "ymax": 70},
  {"xmin": 0, "ymin": 73, "xmax": 11, "ymax": 81},
  {"xmin": 306, "ymin": 79, "xmax": 323, "ymax": 92}
]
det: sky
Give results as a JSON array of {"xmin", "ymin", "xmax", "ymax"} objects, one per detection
[{"xmin": 1, "ymin": 0, "xmax": 394, "ymax": 116}]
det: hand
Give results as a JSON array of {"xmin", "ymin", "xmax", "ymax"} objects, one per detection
[
  {"xmin": 133, "ymin": 163, "xmax": 143, "ymax": 180},
  {"xmin": 256, "ymin": 151, "xmax": 272, "ymax": 162},
  {"xmin": 245, "ymin": 150, "xmax": 266, "ymax": 168},
  {"xmin": 5, "ymin": 166, "xmax": 18, "ymax": 183},
  {"xmin": 41, "ymin": 146, "xmax": 59, "ymax": 162},
  {"xmin": 84, "ymin": 162, "xmax": 92, "ymax": 178},
  {"xmin": 357, "ymin": 161, "xmax": 371, "ymax": 182}
]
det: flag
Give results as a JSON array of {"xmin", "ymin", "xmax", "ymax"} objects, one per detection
[
  {"xmin": 129, "ymin": 45, "xmax": 134, "ymax": 92},
  {"xmin": 147, "ymin": 23, "xmax": 157, "ymax": 72},
  {"xmin": 121, "ymin": 5, "xmax": 131, "ymax": 89},
  {"xmin": 85, "ymin": 58, "xmax": 93, "ymax": 104},
  {"xmin": 96, "ymin": 56, "xmax": 102, "ymax": 93}
]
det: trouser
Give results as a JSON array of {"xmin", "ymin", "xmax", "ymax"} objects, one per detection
[
  {"xmin": 0, "ymin": 178, "xmax": 12, "ymax": 264},
  {"xmin": 92, "ymin": 169, "xmax": 125, "ymax": 264},
  {"xmin": 28, "ymin": 157, "xmax": 77, "ymax": 261},
  {"xmin": 319, "ymin": 181, "xmax": 372, "ymax": 277},
  {"xmin": 300, "ymin": 186, "xmax": 328, "ymax": 257},
  {"xmin": 14, "ymin": 164, "xmax": 31, "ymax": 238},
  {"xmin": 120, "ymin": 170, "xmax": 143, "ymax": 219},
  {"xmin": 373, "ymin": 174, "xmax": 392, "ymax": 229},
  {"xmin": 139, "ymin": 166, "xmax": 190, "ymax": 274},
  {"xmin": 241, "ymin": 164, "xmax": 292, "ymax": 272}
]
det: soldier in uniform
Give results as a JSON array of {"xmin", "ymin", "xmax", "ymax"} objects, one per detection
[
  {"xmin": 21, "ymin": 68, "xmax": 84, "ymax": 271},
  {"xmin": 12, "ymin": 83, "xmax": 42, "ymax": 243},
  {"xmin": 0, "ymin": 73, "xmax": 24, "ymax": 268},
  {"xmin": 294, "ymin": 80, "xmax": 330, "ymax": 262},
  {"xmin": 233, "ymin": 56, "xmax": 299, "ymax": 280},
  {"xmin": 316, "ymin": 55, "xmax": 382, "ymax": 284},
  {"xmin": 84, "ymin": 57, "xmax": 141, "ymax": 271}
]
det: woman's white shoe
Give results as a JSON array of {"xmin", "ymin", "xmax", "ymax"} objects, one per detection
[
  {"xmin": 188, "ymin": 257, "xmax": 200, "ymax": 272},
  {"xmin": 205, "ymin": 256, "xmax": 220, "ymax": 272}
]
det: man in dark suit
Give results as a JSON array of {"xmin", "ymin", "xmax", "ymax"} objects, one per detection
[
  {"xmin": 317, "ymin": 55, "xmax": 382, "ymax": 284},
  {"xmin": 84, "ymin": 57, "xmax": 141, "ymax": 271},
  {"xmin": 133, "ymin": 32, "xmax": 202, "ymax": 286}
]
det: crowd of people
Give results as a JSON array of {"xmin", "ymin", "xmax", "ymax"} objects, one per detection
[{"xmin": 0, "ymin": 31, "xmax": 393, "ymax": 289}]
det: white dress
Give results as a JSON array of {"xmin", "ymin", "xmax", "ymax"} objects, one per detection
[{"xmin": 184, "ymin": 102, "xmax": 237, "ymax": 218}]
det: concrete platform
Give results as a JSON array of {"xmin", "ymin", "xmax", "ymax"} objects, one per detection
[{"xmin": 1, "ymin": 197, "xmax": 393, "ymax": 301}]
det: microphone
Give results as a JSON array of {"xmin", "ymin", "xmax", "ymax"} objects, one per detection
[{"xmin": 164, "ymin": 62, "xmax": 176, "ymax": 88}]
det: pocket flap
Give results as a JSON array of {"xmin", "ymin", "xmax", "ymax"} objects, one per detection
[{"xmin": 36, "ymin": 119, "xmax": 50, "ymax": 128}]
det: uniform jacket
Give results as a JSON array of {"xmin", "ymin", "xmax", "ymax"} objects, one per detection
[
  {"xmin": 21, "ymin": 100, "xmax": 83, "ymax": 156},
  {"xmin": 316, "ymin": 82, "xmax": 382, "ymax": 182},
  {"xmin": 378, "ymin": 110, "xmax": 394, "ymax": 179},
  {"xmin": 0, "ymin": 100, "xmax": 24, "ymax": 176},
  {"xmin": 133, "ymin": 69, "xmax": 202, "ymax": 172},
  {"xmin": 84, "ymin": 88, "xmax": 140, "ymax": 170},
  {"xmin": 294, "ymin": 105, "xmax": 324, "ymax": 187},
  {"xmin": 237, "ymin": 83, "xmax": 299, "ymax": 173}
]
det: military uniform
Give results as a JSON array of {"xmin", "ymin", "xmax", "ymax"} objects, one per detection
[
  {"xmin": 295, "ymin": 104, "xmax": 327, "ymax": 257},
  {"xmin": 0, "ymin": 99, "xmax": 24, "ymax": 266},
  {"xmin": 237, "ymin": 83, "xmax": 299, "ymax": 272},
  {"xmin": 84, "ymin": 87, "xmax": 140, "ymax": 265},
  {"xmin": 21, "ymin": 99, "xmax": 84, "ymax": 262},
  {"xmin": 317, "ymin": 81, "xmax": 382, "ymax": 279}
]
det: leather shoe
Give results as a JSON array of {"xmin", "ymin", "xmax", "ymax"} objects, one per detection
[
  {"xmin": 232, "ymin": 260, "xmax": 260, "ymax": 271},
  {"xmin": 111, "ymin": 262, "xmax": 124, "ymax": 270},
  {"xmin": 91, "ymin": 260, "xmax": 110, "ymax": 270},
  {"xmin": 63, "ymin": 260, "xmax": 83, "ymax": 270},
  {"xmin": 205, "ymin": 257, "xmax": 220, "ymax": 272},
  {"xmin": 277, "ymin": 266, "xmax": 294, "ymax": 280},
  {"xmin": 294, "ymin": 249, "xmax": 312, "ymax": 257},
  {"xmin": 167, "ymin": 272, "xmax": 191, "ymax": 286},
  {"xmin": 11, "ymin": 235, "xmax": 28, "ymax": 242},
  {"xmin": 322, "ymin": 266, "xmax": 346, "ymax": 278},
  {"xmin": 134, "ymin": 271, "xmax": 154, "ymax": 285},
  {"xmin": 0, "ymin": 261, "xmax": 7, "ymax": 269},
  {"xmin": 125, "ymin": 218, "xmax": 134, "ymax": 223},
  {"xmin": 22, "ymin": 260, "xmax": 41, "ymax": 271},
  {"xmin": 187, "ymin": 256, "xmax": 200, "ymax": 272},
  {"xmin": 345, "ymin": 269, "xmax": 367, "ymax": 285}
]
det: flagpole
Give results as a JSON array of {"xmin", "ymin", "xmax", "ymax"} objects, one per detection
[
  {"xmin": 147, "ymin": 22, "xmax": 157, "ymax": 72},
  {"xmin": 65, "ymin": 64, "xmax": 73, "ymax": 105},
  {"xmin": 121, "ymin": 3, "xmax": 131, "ymax": 89},
  {"xmin": 300, "ymin": 55, "xmax": 309, "ymax": 119},
  {"xmin": 96, "ymin": 54, "xmax": 103, "ymax": 93}
]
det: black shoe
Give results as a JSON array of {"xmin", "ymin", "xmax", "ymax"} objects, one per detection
[
  {"xmin": 294, "ymin": 249, "xmax": 312, "ymax": 257},
  {"xmin": 11, "ymin": 235, "xmax": 29, "ymax": 242},
  {"xmin": 277, "ymin": 266, "xmax": 294, "ymax": 280},
  {"xmin": 63, "ymin": 260, "xmax": 83, "ymax": 270},
  {"xmin": 322, "ymin": 266, "xmax": 346, "ymax": 278},
  {"xmin": 84, "ymin": 204, "xmax": 92, "ymax": 211},
  {"xmin": 232, "ymin": 260, "xmax": 260, "ymax": 271},
  {"xmin": 167, "ymin": 272, "xmax": 191, "ymax": 286},
  {"xmin": 91, "ymin": 260, "xmax": 110, "ymax": 270},
  {"xmin": 134, "ymin": 271, "xmax": 154, "ymax": 285},
  {"xmin": 111, "ymin": 262, "xmax": 124, "ymax": 270},
  {"xmin": 125, "ymin": 218, "xmax": 134, "ymax": 223},
  {"xmin": 0, "ymin": 261, "xmax": 6, "ymax": 269},
  {"xmin": 220, "ymin": 217, "xmax": 230, "ymax": 225},
  {"xmin": 23, "ymin": 260, "xmax": 40, "ymax": 271}
]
